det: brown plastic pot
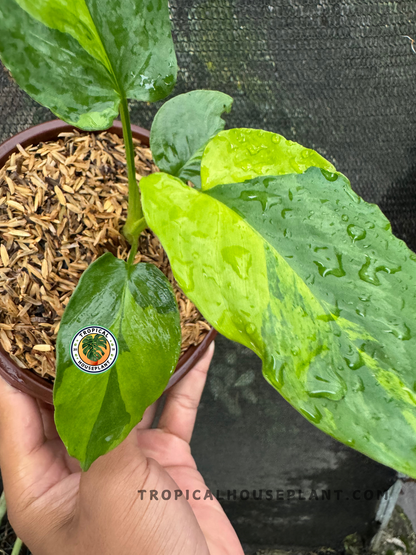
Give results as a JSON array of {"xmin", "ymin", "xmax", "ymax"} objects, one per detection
[{"xmin": 0, "ymin": 119, "xmax": 217, "ymax": 406}]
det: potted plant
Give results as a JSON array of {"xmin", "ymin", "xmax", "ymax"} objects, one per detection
[
  {"xmin": 1, "ymin": 0, "xmax": 416, "ymax": 486},
  {"xmin": 0, "ymin": 0, "xmax": 224, "ymax": 470},
  {"xmin": 0, "ymin": 118, "xmax": 217, "ymax": 393}
]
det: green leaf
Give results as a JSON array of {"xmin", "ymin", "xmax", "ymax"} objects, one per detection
[
  {"xmin": 54, "ymin": 253, "xmax": 181, "ymax": 471},
  {"xmin": 0, "ymin": 0, "xmax": 177, "ymax": 129},
  {"xmin": 150, "ymin": 90, "xmax": 233, "ymax": 186},
  {"xmin": 81, "ymin": 334, "xmax": 107, "ymax": 362},
  {"xmin": 201, "ymin": 128, "xmax": 336, "ymax": 190},
  {"xmin": 174, "ymin": 144, "xmax": 206, "ymax": 190},
  {"xmin": 140, "ymin": 167, "xmax": 416, "ymax": 478}
]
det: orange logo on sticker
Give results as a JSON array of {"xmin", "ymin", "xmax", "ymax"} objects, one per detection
[{"xmin": 71, "ymin": 327, "xmax": 118, "ymax": 374}]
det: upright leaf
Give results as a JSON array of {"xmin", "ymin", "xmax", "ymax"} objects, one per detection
[
  {"xmin": 150, "ymin": 90, "xmax": 233, "ymax": 187},
  {"xmin": 201, "ymin": 128, "xmax": 336, "ymax": 190},
  {"xmin": 140, "ymin": 166, "xmax": 416, "ymax": 478},
  {"xmin": 54, "ymin": 253, "xmax": 181, "ymax": 470},
  {"xmin": 0, "ymin": 0, "xmax": 177, "ymax": 129}
]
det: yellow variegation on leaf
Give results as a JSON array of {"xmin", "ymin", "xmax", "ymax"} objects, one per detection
[{"xmin": 140, "ymin": 130, "xmax": 416, "ymax": 478}]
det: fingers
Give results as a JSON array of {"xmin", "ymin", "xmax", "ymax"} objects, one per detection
[
  {"xmin": 118, "ymin": 397, "xmax": 161, "ymax": 458},
  {"xmin": 35, "ymin": 399, "xmax": 82, "ymax": 472},
  {"xmin": 135, "ymin": 397, "xmax": 160, "ymax": 430},
  {"xmin": 0, "ymin": 378, "xmax": 79, "ymax": 507},
  {"xmin": 0, "ymin": 376, "xmax": 54, "ymax": 510},
  {"xmin": 157, "ymin": 342, "xmax": 214, "ymax": 444},
  {"xmin": 85, "ymin": 420, "xmax": 149, "ymax": 485},
  {"xmin": 37, "ymin": 399, "xmax": 59, "ymax": 440},
  {"xmin": 0, "ymin": 376, "xmax": 46, "ymax": 479}
]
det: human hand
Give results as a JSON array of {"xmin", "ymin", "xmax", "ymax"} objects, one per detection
[{"xmin": 0, "ymin": 342, "xmax": 244, "ymax": 555}]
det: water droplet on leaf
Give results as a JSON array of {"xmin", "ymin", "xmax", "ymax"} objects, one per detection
[
  {"xmin": 281, "ymin": 208, "xmax": 293, "ymax": 219},
  {"xmin": 385, "ymin": 321, "xmax": 411, "ymax": 341},
  {"xmin": 306, "ymin": 369, "xmax": 347, "ymax": 401},
  {"xmin": 320, "ymin": 169, "xmax": 338, "ymax": 182},
  {"xmin": 221, "ymin": 246, "xmax": 252, "ymax": 279},
  {"xmin": 347, "ymin": 224, "xmax": 366, "ymax": 242},
  {"xmin": 300, "ymin": 405, "xmax": 322, "ymax": 423},
  {"xmin": 344, "ymin": 346, "xmax": 364, "ymax": 370},
  {"xmin": 245, "ymin": 323, "xmax": 256, "ymax": 335},
  {"xmin": 352, "ymin": 377, "xmax": 365, "ymax": 393},
  {"xmin": 314, "ymin": 253, "xmax": 346, "ymax": 278}
]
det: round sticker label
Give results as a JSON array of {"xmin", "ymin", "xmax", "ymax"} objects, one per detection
[{"xmin": 70, "ymin": 326, "xmax": 118, "ymax": 374}]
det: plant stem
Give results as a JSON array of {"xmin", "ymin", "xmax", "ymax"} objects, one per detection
[
  {"xmin": 0, "ymin": 491, "xmax": 6, "ymax": 526},
  {"xmin": 11, "ymin": 537, "xmax": 23, "ymax": 555},
  {"xmin": 127, "ymin": 239, "xmax": 138, "ymax": 268},
  {"xmin": 119, "ymin": 95, "xmax": 146, "ymax": 246}
]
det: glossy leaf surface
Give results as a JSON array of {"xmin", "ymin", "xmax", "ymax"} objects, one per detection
[
  {"xmin": 141, "ymin": 166, "xmax": 416, "ymax": 478},
  {"xmin": 201, "ymin": 128, "xmax": 336, "ymax": 190},
  {"xmin": 150, "ymin": 90, "xmax": 233, "ymax": 187},
  {"xmin": 0, "ymin": 0, "xmax": 177, "ymax": 129},
  {"xmin": 54, "ymin": 253, "xmax": 181, "ymax": 470}
]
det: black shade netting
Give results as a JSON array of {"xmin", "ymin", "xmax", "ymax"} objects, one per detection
[{"xmin": 1, "ymin": 0, "xmax": 416, "ymax": 249}]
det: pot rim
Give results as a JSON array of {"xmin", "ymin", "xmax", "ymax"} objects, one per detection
[{"xmin": 0, "ymin": 119, "xmax": 217, "ymax": 406}]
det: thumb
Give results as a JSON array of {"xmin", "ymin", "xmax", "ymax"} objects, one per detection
[{"xmin": 80, "ymin": 424, "xmax": 150, "ymax": 492}]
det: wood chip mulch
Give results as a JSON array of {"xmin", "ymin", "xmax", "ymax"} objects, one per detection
[{"xmin": 0, "ymin": 130, "xmax": 210, "ymax": 380}]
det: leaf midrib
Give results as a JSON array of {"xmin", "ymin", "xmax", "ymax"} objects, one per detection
[
  {"xmin": 80, "ymin": 271, "xmax": 130, "ymax": 464},
  {"xmin": 205, "ymin": 184, "xmax": 378, "ymax": 362},
  {"xmin": 21, "ymin": 0, "xmax": 122, "ymax": 95},
  {"xmin": 80, "ymin": 1, "xmax": 120, "ymax": 95}
]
